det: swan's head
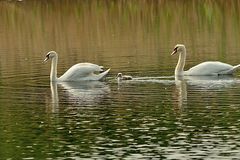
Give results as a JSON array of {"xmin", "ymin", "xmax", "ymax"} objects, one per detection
[
  {"xmin": 117, "ymin": 73, "xmax": 123, "ymax": 78},
  {"xmin": 44, "ymin": 51, "xmax": 57, "ymax": 62},
  {"xmin": 171, "ymin": 44, "xmax": 186, "ymax": 55}
]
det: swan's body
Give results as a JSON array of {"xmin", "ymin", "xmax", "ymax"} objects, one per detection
[
  {"xmin": 184, "ymin": 61, "xmax": 240, "ymax": 76},
  {"xmin": 44, "ymin": 51, "xmax": 110, "ymax": 81},
  {"xmin": 117, "ymin": 73, "xmax": 132, "ymax": 82},
  {"xmin": 172, "ymin": 44, "xmax": 240, "ymax": 76}
]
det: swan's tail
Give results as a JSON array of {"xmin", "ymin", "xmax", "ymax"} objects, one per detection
[
  {"xmin": 97, "ymin": 68, "xmax": 111, "ymax": 81},
  {"xmin": 231, "ymin": 64, "xmax": 240, "ymax": 73},
  {"xmin": 218, "ymin": 64, "xmax": 240, "ymax": 75}
]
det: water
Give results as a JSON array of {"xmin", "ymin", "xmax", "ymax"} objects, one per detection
[{"xmin": 1, "ymin": 0, "xmax": 240, "ymax": 159}]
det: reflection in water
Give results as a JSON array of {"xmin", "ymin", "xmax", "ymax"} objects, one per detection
[
  {"xmin": 174, "ymin": 75, "xmax": 240, "ymax": 109},
  {"xmin": 1, "ymin": 1, "xmax": 240, "ymax": 77},
  {"xmin": 184, "ymin": 75, "xmax": 240, "ymax": 89},
  {"xmin": 50, "ymin": 82, "xmax": 59, "ymax": 113},
  {"xmin": 2, "ymin": 1, "xmax": 240, "ymax": 159},
  {"xmin": 116, "ymin": 75, "xmax": 240, "ymax": 111},
  {"xmin": 49, "ymin": 81, "xmax": 110, "ymax": 112},
  {"xmin": 127, "ymin": 76, "xmax": 175, "ymax": 84},
  {"xmin": 174, "ymin": 76, "xmax": 187, "ymax": 109}
]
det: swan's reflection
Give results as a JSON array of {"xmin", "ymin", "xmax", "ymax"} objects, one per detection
[
  {"xmin": 50, "ymin": 82, "xmax": 59, "ymax": 113},
  {"xmin": 184, "ymin": 75, "xmax": 239, "ymax": 89},
  {"xmin": 174, "ymin": 75, "xmax": 240, "ymax": 109},
  {"xmin": 49, "ymin": 81, "xmax": 110, "ymax": 112},
  {"xmin": 174, "ymin": 76, "xmax": 187, "ymax": 109}
]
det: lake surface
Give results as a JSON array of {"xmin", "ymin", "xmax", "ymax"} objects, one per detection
[{"xmin": 1, "ymin": 0, "xmax": 240, "ymax": 159}]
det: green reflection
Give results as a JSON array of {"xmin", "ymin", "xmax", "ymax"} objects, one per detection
[{"xmin": 0, "ymin": 0, "xmax": 240, "ymax": 159}]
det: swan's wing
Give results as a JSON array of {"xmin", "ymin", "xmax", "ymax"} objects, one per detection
[
  {"xmin": 76, "ymin": 63, "xmax": 104, "ymax": 72},
  {"xmin": 59, "ymin": 63, "xmax": 104, "ymax": 81},
  {"xmin": 186, "ymin": 61, "xmax": 234, "ymax": 75}
]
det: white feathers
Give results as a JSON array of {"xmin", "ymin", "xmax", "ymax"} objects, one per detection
[
  {"xmin": 44, "ymin": 51, "xmax": 110, "ymax": 82},
  {"xmin": 172, "ymin": 44, "xmax": 240, "ymax": 76}
]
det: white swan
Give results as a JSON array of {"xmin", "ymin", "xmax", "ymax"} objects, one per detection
[
  {"xmin": 171, "ymin": 44, "xmax": 240, "ymax": 76},
  {"xmin": 44, "ymin": 51, "xmax": 110, "ymax": 81}
]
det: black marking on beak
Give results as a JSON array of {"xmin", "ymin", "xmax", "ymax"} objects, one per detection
[
  {"xmin": 44, "ymin": 53, "xmax": 50, "ymax": 62},
  {"xmin": 171, "ymin": 47, "xmax": 178, "ymax": 55}
]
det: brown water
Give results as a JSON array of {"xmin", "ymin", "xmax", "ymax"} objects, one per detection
[{"xmin": 1, "ymin": 0, "xmax": 240, "ymax": 159}]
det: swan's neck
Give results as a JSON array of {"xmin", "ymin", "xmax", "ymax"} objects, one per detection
[
  {"xmin": 175, "ymin": 49, "xmax": 186, "ymax": 76},
  {"xmin": 50, "ymin": 56, "xmax": 58, "ymax": 81}
]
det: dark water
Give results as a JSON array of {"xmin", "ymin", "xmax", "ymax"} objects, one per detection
[{"xmin": 1, "ymin": 0, "xmax": 240, "ymax": 159}]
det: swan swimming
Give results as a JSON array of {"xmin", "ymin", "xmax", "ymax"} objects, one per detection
[
  {"xmin": 44, "ymin": 51, "xmax": 110, "ymax": 81},
  {"xmin": 116, "ymin": 73, "xmax": 132, "ymax": 82},
  {"xmin": 171, "ymin": 44, "xmax": 240, "ymax": 76}
]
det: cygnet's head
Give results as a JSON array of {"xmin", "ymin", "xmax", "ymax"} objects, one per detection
[
  {"xmin": 171, "ymin": 44, "xmax": 186, "ymax": 55},
  {"xmin": 117, "ymin": 73, "xmax": 123, "ymax": 78},
  {"xmin": 44, "ymin": 51, "xmax": 57, "ymax": 62}
]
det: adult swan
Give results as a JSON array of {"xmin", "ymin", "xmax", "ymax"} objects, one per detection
[
  {"xmin": 171, "ymin": 44, "xmax": 240, "ymax": 76},
  {"xmin": 44, "ymin": 51, "xmax": 110, "ymax": 81}
]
